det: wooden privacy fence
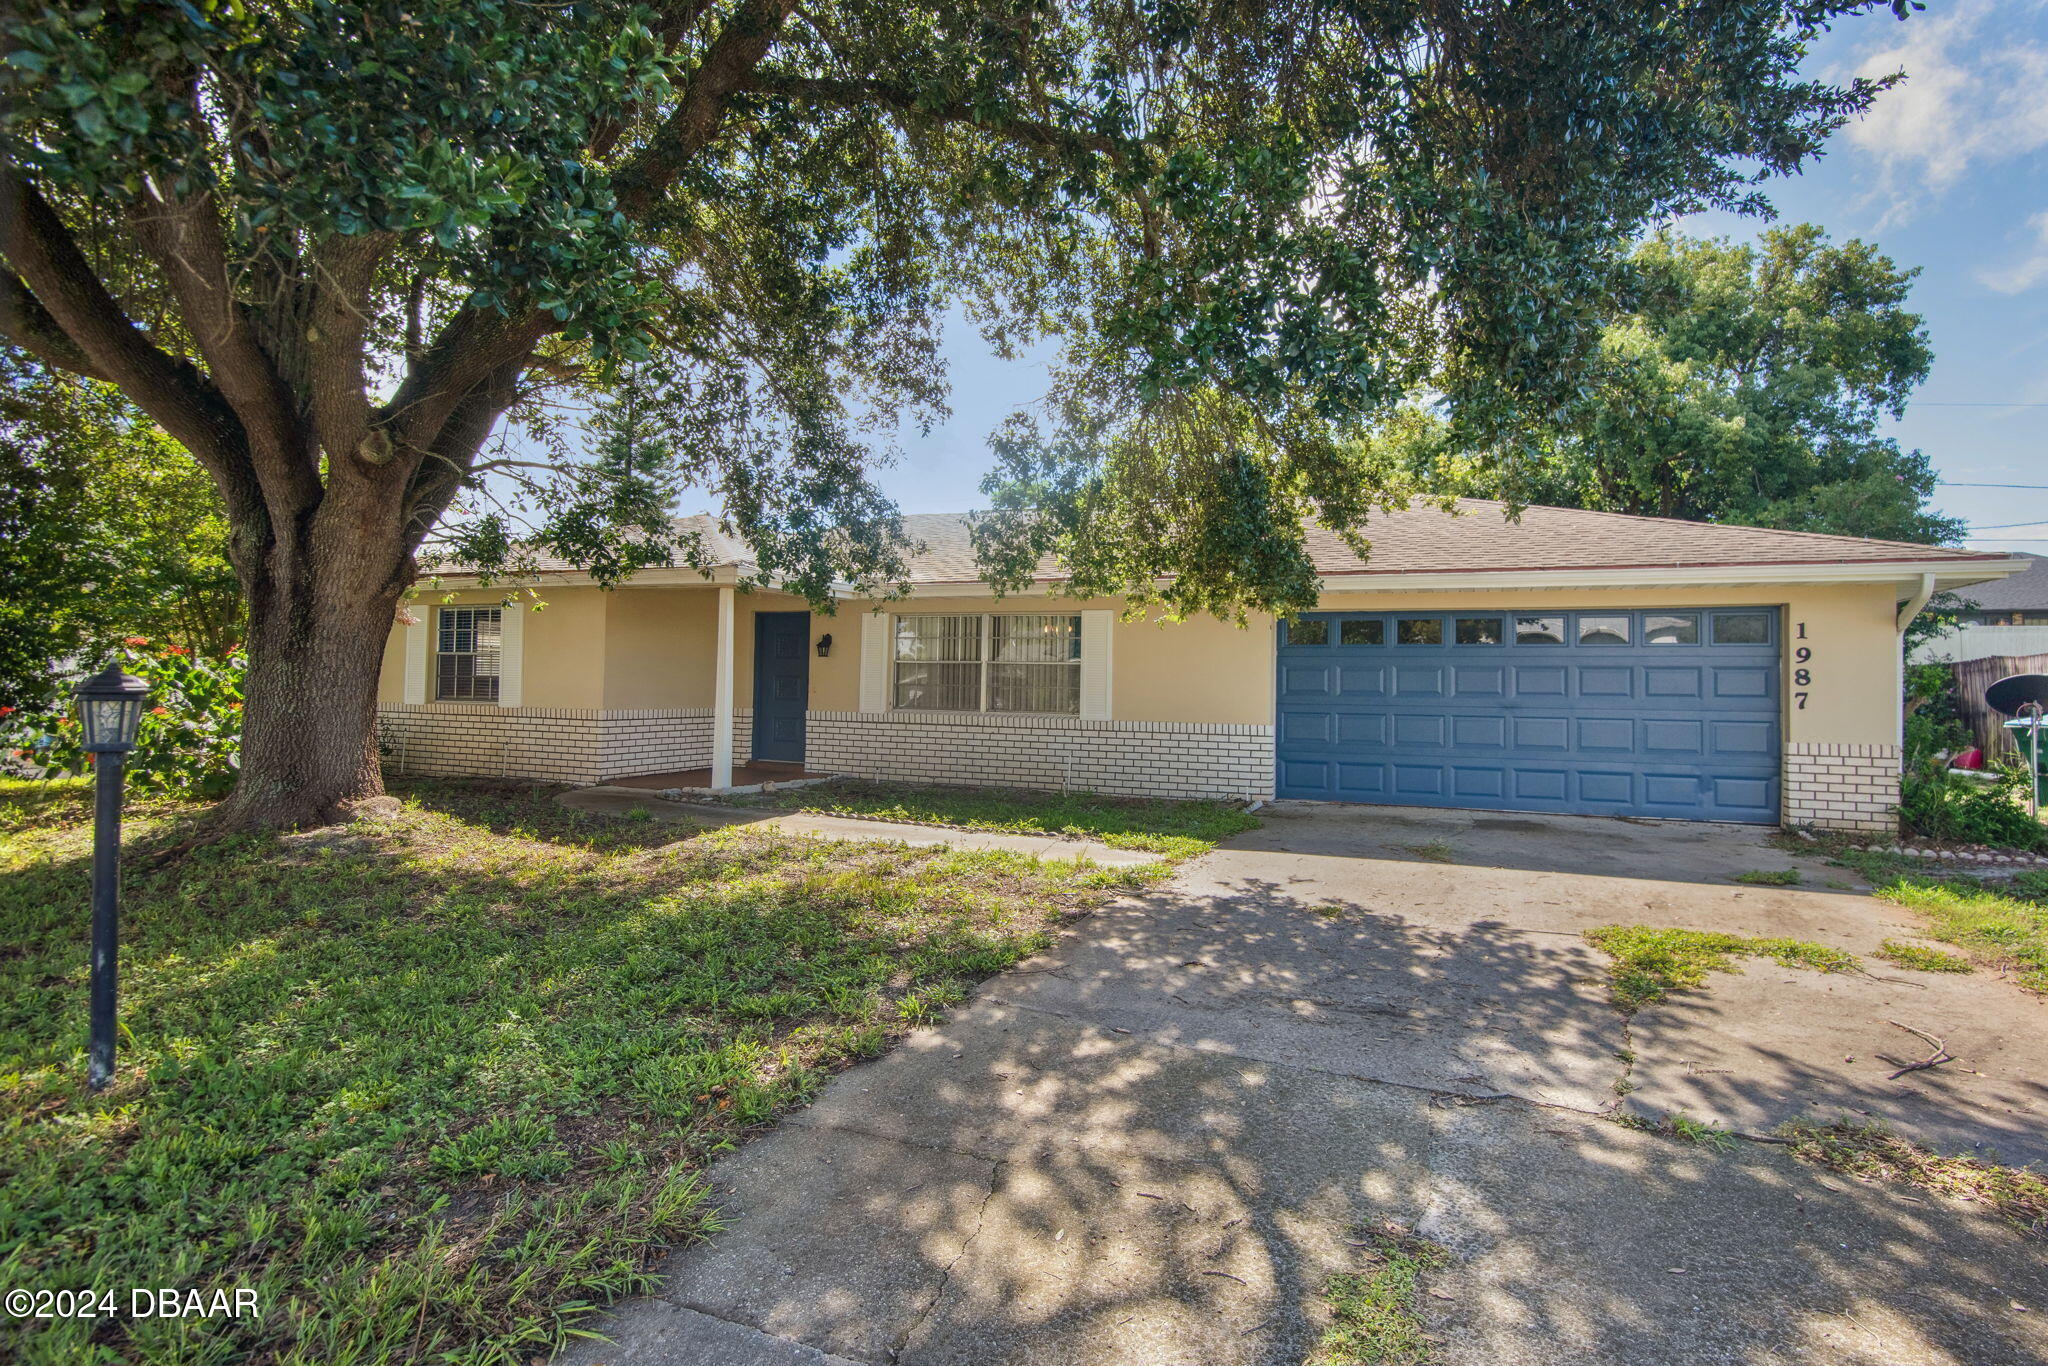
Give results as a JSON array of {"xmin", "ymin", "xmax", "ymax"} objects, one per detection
[{"xmin": 1951, "ymin": 654, "xmax": 2048, "ymax": 759}]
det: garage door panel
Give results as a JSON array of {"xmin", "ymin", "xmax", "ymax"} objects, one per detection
[
  {"xmin": 1336, "ymin": 712, "xmax": 1389, "ymax": 745},
  {"xmin": 1714, "ymin": 669, "xmax": 1772, "ymax": 699},
  {"xmin": 1334, "ymin": 763, "xmax": 1389, "ymax": 797},
  {"xmin": 1392, "ymin": 764, "xmax": 1446, "ymax": 795},
  {"xmin": 1281, "ymin": 665, "xmax": 1333, "ymax": 697},
  {"xmin": 1280, "ymin": 711, "xmax": 1333, "ymax": 744},
  {"xmin": 1645, "ymin": 667, "xmax": 1703, "ymax": 698},
  {"xmin": 1576, "ymin": 770, "xmax": 1635, "ymax": 805},
  {"xmin": 1578, "ymin": 667, "xmax": 1633, "ymax": 697},
  {"xmin": 1643, "ymin": 773, "xmax": 1705, "ymax": 807},
  {"xmin": 1713, "ymin": 776, "xmax": 1775, "ymax": 815},
  {"xmin": 1576, "ymin": 717, "xmax": 1635, "ymax": 751},
  {"xmin": 1642, "ymin": 718, "xmax": 1704, "ymax": 753},
  {"xmin": 1394, "ymin": 666, "xmax": 1445, "ymax": 697},
  {"xmin": 1275, "ymin": 608, "xmax": 1780, "ymax": 823},
  {"xmin": 1512, "ymin": 769, "xmax": 1570, "ymax": 802},
  {"xmin": 1451, "ymin": 766, "xmax": 1506, "ymax": 799},
  {"xmin": 1712, "ymin": 720, "xmax": 1775, "ymax": 754},
  {"xmin": 1338, "ymin": 665, "xmax": 1389, "ymax": 697},
  {"xmin": 1450, "ymin": 714, "xmax": 1508, "ymax": 748},
  {"xmin": 1392, "ymin": 713, "xmax": 1446, "ymax": 747},
  {"xmin": 1280, "ymin": 759, "xmax": 1334, "ymax": 794},
  {"xmin": 1452, "ymin": 666, "xmax": 1506, "ymax": 696},
  {"xmin": 1513, "ymin": 716, "xmax": 1571, "ymax": 749}
]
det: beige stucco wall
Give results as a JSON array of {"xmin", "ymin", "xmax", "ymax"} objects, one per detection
[
  {"xmin": 378, "ymin": 585, "xmax": 610, "ymax": 710},
  {"xmin": 379, "ymin": 577, "xmax": 1906, "ymax": 750},
  {"xmin": 380, "ymin": 583, "xmax": 851, "ymax": 713}
]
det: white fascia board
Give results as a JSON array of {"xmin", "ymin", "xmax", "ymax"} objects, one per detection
[
  {"xmin": 426, "ymin": 557, "xmax": 2030, "ymax": 598},
  {"xmin": 887, "ymin": 559, "xmax": 2028, "ymax": 598}
]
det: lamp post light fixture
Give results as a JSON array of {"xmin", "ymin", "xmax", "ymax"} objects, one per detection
[{"xmin": 73, "ymin": 663, "xmax": 149, "ymax": 1091}]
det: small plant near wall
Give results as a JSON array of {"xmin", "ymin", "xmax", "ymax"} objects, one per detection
[
  {"xmin": 2, "ymin": 641, "xmax": 244, "ymax": 799},
  {"xmin": 1898, "ymin": 761, "xmax": 2047, "ymax": 854}
]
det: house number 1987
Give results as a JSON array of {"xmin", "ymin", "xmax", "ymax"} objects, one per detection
[{"xmin": 1792, "ymin": 622, "xmax": 1810, "ymax": 710}]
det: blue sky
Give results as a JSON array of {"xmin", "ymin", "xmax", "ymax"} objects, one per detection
[{"xmin": 866, "ymin": 2, "xmax": 2048, "ymax": 554}]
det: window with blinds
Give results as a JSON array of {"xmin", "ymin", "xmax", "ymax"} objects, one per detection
[
  {"xmin": 435, "ymin": 607, "xmax": 502, "ymax": 701},
  {"xmin": 892, "ymin": 613, "xmax": 1081, "ymax": 714}
]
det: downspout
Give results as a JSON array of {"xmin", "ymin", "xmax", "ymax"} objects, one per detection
[{"xmin": 1895, "ymin": 572, "xmax": 1937, "ymax": 754}]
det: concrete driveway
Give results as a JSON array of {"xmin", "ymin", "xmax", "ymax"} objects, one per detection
[{"xmin": 562, "ymin": 804, "xmax": 2048, "ymax": 1366}]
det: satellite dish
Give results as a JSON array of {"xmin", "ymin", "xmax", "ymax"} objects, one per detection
[{"xmin": 1986, "ymin": 674, "xmax": 2048, "ymax": 718}]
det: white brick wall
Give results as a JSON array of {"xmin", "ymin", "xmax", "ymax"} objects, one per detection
[
  {"xmin": 377, "ymin": 706, "xmax": 753, "ymax": 784},
  {"xmin": 1783, "ymin": 742, "xmax": 1899, "ymax": 833},
  {"xmin": 806, "ymin": 710, "xmax": 1275, "ymax": 801}
]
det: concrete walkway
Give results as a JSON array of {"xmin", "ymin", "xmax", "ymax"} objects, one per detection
[
  {"xmin": 556, "ymin": 785, "xmax": 1163, "ymax": 868},
  {"xmin": 559, "ymin": 805, "xmax": 2048, "ymax": 1366}
]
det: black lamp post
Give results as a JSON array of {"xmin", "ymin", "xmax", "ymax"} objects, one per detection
[{"xmin": 74, "ymin": 663, "xmax": 148, "ymax": 1090}]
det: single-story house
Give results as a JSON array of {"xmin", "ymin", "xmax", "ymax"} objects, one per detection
[
  {"xmin": 377, "ymin": 499, "xmax": 2026, "ymax": 832},
  {"xmin": 1910, "ymin": 551, "xmax": 2048, "ymax": 663}
]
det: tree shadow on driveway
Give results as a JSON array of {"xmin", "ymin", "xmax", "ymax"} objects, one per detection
[{"xmin": 566, "ymin": 860, "xmax": 2048, "ymax": 1366}]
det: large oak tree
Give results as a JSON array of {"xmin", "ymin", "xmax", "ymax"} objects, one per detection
[{"xmin": 1, "ymin": 0, "xmax": 1906, "ymax": 829}]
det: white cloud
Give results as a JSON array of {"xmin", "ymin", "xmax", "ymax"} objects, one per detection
[
  {"xmin": 1980, "ymin": 209, "xmax": 2048, "ymax": 293},
  {"xmin": 1839, "ymin": 0, "xmax": 2048, "ymax": 221}
]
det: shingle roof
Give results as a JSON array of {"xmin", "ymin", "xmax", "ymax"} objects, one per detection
[
  {"xmin": 1950, "ymin": 552, "xmax": 2048, "ymax": 610},
  {"xmin": 485, "ymin": 500, "xmax": 2014, "ymax": 584},
  {"xmin": 891, "ymin": 499, "xmax": 2012, "ymax": 583}
]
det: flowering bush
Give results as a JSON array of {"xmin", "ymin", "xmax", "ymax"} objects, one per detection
[{"xmin": 1, "ymin": 641, "xmax": 245, "ymax": 798}]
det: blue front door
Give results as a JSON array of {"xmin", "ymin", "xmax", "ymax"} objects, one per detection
[
  {"xmin": 1274, "ymin": 607, "xmax": 1781, "ymax": 822},
  {"xmin": 752, "ymin": 611, "xmax": 810, "ymax": 763}
]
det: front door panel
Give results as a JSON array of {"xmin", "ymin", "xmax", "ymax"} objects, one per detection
[{"xmin": 751, "ymin": 611, "xmax": 809, "ymax": 763}]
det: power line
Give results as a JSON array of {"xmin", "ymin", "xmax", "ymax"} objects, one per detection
[
  {"xmin": 1963, "ymin": 519, "xmax": 2048, "ymax": 530},
  {"xmin": 1940, "ymin": 482, "xmax": 2048, "ymax": 490},
  {"xmin": 1914, "ymin": 402, "xmax": 2048, "ymax": 407}
]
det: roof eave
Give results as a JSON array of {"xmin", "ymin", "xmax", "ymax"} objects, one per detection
[{"xmin": 889, "ymin": 556, "xmax": 2029, "ymax": 596}]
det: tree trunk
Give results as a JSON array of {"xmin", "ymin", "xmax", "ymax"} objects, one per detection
[{"xmin": 206, "ymin": 547, "xmax": 410, "ymax": 831}]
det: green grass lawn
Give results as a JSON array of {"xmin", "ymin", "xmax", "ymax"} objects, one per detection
[
  {"xmin": 0, "ymin": 777, "xmax": 1155, "ymax": 1365},
  {"xmin": 1800, "ymin": 841, "xmax": 2048, "ymax": 993},
  {"xmin": 724, "ymin": 778, "xmax": 1261, "ymax": 858}
]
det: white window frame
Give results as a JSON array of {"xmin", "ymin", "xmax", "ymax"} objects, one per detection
[
  {"xmin": 435, "ymin": 606, "xmax": 504, "ymax": 702},
  {"xmin": 891, "ymin": 612, "xmax": 1083, "ymax": 716}
]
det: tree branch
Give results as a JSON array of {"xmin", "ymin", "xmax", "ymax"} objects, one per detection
[
  {"xmin": 304, "ymin": 231, "xmax": 396, "ymax": 468},
  {"xmin": 128, "ymin": 182, "xmax": 317, "ymax": 511},
  {"xmin": 384, "ymin": 0, "xmax": 799, "ymax": 468},
  {"xmin": 739, "ymin": 71, "xmax": 1118, "ymax": 164},
  {"xmin": 0, "ymin": 267, "xmax": 110, "ymax": 380},
  {"xmin": 1, "ymin": 169, "xmax": 241, "ymax": 472}
]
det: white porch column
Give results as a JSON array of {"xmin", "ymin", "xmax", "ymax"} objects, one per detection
[{"xmin": 712, "ymin": 584, "xmax": 736, "ymax": 788}]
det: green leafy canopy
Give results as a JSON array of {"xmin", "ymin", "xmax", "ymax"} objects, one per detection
[
  {"xmin": 1378, "ymin": 224, "xmax": 1960, "ymax": 546},
  {"xmin": 3, "ymin": 0, "xmax": 1914, "ymax": 623}
]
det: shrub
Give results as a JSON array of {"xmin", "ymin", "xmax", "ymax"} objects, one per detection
[
  {"xmin": 1898, "ymin": 760, "xmax": 2047, "ymax": 853},
  {"xmin": 0, "ymin": 640, "xmax": 244, "ymax": 798}
]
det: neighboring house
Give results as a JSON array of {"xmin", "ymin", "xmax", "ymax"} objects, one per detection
[
  {"xmin": 1910, "ymin": 552, "xmax": 2048, "ymax": 663},
  {"xmin": 377, "ymin": 499, "xmax": 2024, "ymax": 833}
]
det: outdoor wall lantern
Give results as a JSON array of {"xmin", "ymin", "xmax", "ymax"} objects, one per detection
[
  {"xmin": 815, "ymin": 633, "xmax": 832, "ymax": 658},
  {"xmin": 73, "ymin": 663, "xmax": 149, "ymax": 1091}
]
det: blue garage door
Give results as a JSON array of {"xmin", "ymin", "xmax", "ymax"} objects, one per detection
[{"xmin": 1275, "ymin": 608, "xmax": 1781, "ymax": 823}]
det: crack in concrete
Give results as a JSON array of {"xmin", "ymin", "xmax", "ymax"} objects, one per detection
[
  {"xmin": 655, "ymin": 1296, "xmax": 880, "ymax": 1366},
  {"xmin": 886, "ymin": 1158, "xmax": 1005, "ymax": 1365}
]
